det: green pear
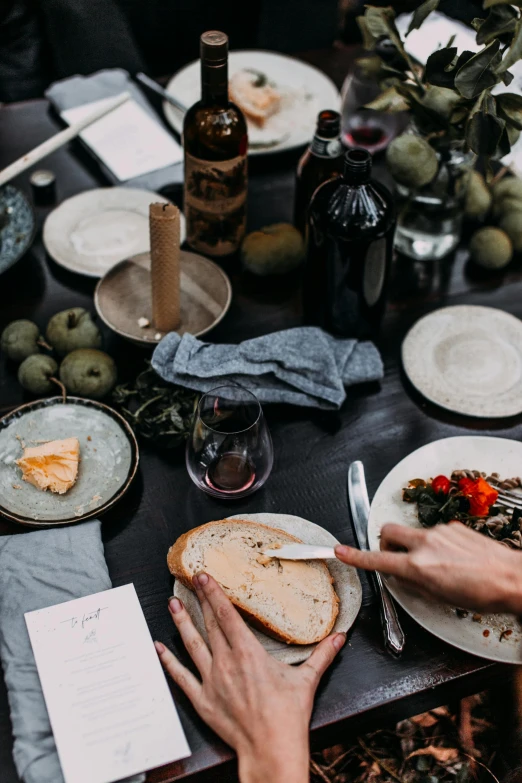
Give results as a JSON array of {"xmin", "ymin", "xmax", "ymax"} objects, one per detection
[{"xmin": 46, "ymin": 308, "xmax": 101, "ymax": 357}]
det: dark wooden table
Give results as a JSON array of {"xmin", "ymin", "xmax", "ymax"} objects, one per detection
[{"xmin": 1, "ymin": 47, "xmax": 521, "ymax": 783}]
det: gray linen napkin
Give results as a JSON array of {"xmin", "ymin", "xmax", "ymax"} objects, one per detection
[
  {"xmin": 0, "ymin": 521, "xmax": 144, "ymax": 783},
  {"xmin": 152, "ymin": 327, "xmax": 383, "ymax": 410},
  {"xmin": 45, "ymin": 68, "xmax": 183, "ymax": 189}
]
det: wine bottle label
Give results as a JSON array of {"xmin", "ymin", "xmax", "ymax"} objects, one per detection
[
  {"xmin": 310, "ymin": 134, "xmax": 342, "ymax": 159},
  {"xmin": 184, "ymin": 151, "xmax": 247, "ymax": 256}
]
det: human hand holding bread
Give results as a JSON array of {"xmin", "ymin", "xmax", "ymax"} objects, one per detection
[{"xmin": 155, "ymin": 573, "xmax": 345, "ymax": 783}]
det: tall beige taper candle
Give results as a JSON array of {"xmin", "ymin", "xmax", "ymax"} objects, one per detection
[{"xmin": 149, "ymin": 202, "xmax": 181, "ymax": 332}]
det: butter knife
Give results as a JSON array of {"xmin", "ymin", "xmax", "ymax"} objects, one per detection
[
  {"xmin": 348, "ymin": 461, "xmax": 405, "ymax": 656},
  {"xmin": 262, "ymin": 544, "xmax": 336, "ymax": 559}
]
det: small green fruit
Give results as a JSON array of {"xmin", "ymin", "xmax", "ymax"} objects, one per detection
[
  {"xmin": 18, "ymin": 354, "xmax": 59, "ymax": 395},
  {"xmin": 507, "ymin": 126, "xmax": 520, "ymax": 147},
  {"xmin": 241, "ymin": 223, "xmax": 305, "ymax": 276},
  {"xmin": 1, "ymin": 319, "xmax": 41, "ymax": 363},
  {"xmin": 464, "ymin": 171, "xmax": 492, "ymax": 220},
  {"xmin": 421, "ymin": 86, "xmax": 461, "ymax": 119},
  {"xmin": 492, "ymin": 176, "xmax": 522, "ymax": 205},
  {"xmin": 46, "ymin": 308, "xmax": 101, "ymax": 357},
  {"xmin": 492, "ymin": 194, "xmax": 522, "ymax": 218},
  {"xmin": 499, "ymin": 210, "xmax": 522, "ymax": 252},
  {"xmin": 469, "ymin": 227, "xmax": 512, "ymax": 269},
  {"xmin": 59, "ymin": 349, "xmax": 116, "ymax": 399},
  {"xmin": 386, "ymin": 134, "xmax": 438, "ymax": 189}
]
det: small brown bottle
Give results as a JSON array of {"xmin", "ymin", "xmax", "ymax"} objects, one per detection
[
  {"xmin": 183, "ymin": 31, "xmax": 248, "ymax": 257},
  {"xmin": 294, "ymin": 110, "xmax": 344, "ymax": 237}
]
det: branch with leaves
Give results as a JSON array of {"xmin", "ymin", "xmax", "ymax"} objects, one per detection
[{"xmin": 359, "ymin": 0, "xmax": 522, "ymax": 161}]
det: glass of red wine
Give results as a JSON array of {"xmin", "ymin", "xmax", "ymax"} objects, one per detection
[
  {"xmin": 340, "ymin": 60, "xmax": 406, "ymax": 155},
  {"xmin": 186, "ymin": 384, "xmax": 274, "ymax": 499}
]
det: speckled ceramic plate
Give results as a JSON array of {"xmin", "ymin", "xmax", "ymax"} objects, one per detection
[
  {"xmin": 402, "ymin": 305, "xmax": 522, "ymax": 418},
  {"xmin": 0, "ymin": 397, "xmax": 138, "ymax": 527},
  {"xmin": 368, "ymin": 436, "xmax": 522, "ymax": 663},
  {"xmin": 174, "ymin": 513, "xmax": 362, "ymax": 664},
  {"xmin": 0, "ymin": 185, "xmax": 36, "ymax": 274},
  {"xmin": 43, "ymin": 187, "xmax": 186, "ymax": 277},
  {"xmin": 164, "ymin": 51, "xmax": 340, "ymax": 154}
]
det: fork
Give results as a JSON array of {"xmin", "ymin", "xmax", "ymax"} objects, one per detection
[{"xmin": 490, "ymin": 485, "xmax": 522, "ymax": 511}]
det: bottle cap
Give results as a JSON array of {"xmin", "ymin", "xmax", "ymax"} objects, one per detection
[
  {"xmin": 343, "ymin": 148, "xmax": 372, "ymax": 184},
  {"xmin": 29, "ymin": 169, "xmax": 56, "ymax": 205},
  {"xmin": 316, "ymin": 110, "xmax": 341, "ymax": 137},
  {"xmin": 200, "ymin": 31, "xmax": 228, "ymax": 65}
]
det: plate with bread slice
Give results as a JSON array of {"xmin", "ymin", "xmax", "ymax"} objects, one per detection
[
  {"xmin": 168, "ymin": 513, "xmax": 362, "ymax": 664},
  {"xmin": 164, "ymin": 51, "xmax": 341, "ymax": 155}
]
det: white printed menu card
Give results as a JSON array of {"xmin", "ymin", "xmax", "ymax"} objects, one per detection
[
  {"xmin": 61, "ymin": 95, "xmax": 183, "ymax": 181},
  {"xmin": 25, "ymin": 583, "xmax": 190, "ymax": 783}
]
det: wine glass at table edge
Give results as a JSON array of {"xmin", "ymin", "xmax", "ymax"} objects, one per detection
[
  {"xmin": 186, "ymin": 385, "xmax": 274, "ymax": 499},
  {"xmin": 182, "ymin": 31, "xmax": 248, "ymax": 259}
]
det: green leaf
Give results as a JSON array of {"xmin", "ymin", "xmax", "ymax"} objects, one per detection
[
  {"xmin": 364, "ymin": 6, "xmax": 414, "ymax": 70},
  {"xmin": 406, "ymin": 0, "xmax": 439, "ymax": 35},
  {"xmin": 484, "ymin": 0, "xmax": 522, "ymax": 8},
  {"xmin": 356, "ymin": 16, "xmax": 378, "ymax": 50},
  {"xmin": 466, "ymin": 109, "xmax": 505, "ymax": 154},
  {"xmin": 474, "ymin": 5, "xmax": 518, "ymax": 45},
  {"xmin": 494, "ymin": 123, "xmax": 512, "ymax": 157},
  {"xmin": 498, "ymin": 17, "xmax": 522, "ymax": 72},
  {"xmin": 364, "ymin": 85, "xmax": 410, "ymax": 112},
  {"xmin": 454, "ymin": 39, "xmax": 502, "ymax": 97},
  {"xmin": 497, "ymin": 91, "xmax": 522, "ymax": 128},
  {"xmin": 424, "ymin": 47, "xmax": 457, "ymax": 87},
  {"xmin": 502, "ymin": 70, "xmax": 515, "ymax": 85}
]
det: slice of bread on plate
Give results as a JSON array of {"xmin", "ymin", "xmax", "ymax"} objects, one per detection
[
  {"xmin": 229, "ymin": 70, "xmax": 282, "ymax": 127},
  {"xmin": 167, "ymin": 518, "xmax": 339, "ymax": 645}
]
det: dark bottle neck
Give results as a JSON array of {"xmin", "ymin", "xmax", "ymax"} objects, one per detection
[
  {"xmin": 342, "ymin": 148, "xmax": 372, "ymax": 185},
  {"xmin": 201, "ymin": 60, "xmax": 228, "ymax": 104},
  {"xmin": 310, "ymin": 110, "xmax": 342, "ymax": 158}
]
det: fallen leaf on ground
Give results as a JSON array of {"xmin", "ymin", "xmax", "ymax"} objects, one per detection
[
  {"xmin": 407, "ymin": 745, "xmax": 459, "ymax": 763},
  {"xmin": 411, "ymin": 712, "xmax": 439, "ymax": 727}
]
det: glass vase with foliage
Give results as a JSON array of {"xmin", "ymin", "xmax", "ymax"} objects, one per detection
[{"xmin": 358, "ymin": 0, "xmax": 522, "ymax": 260}]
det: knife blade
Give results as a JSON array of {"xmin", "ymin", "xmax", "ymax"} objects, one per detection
[
  {"xmin": 348, "ymin": 461, "xmax": 406, "ymax": 656},
  {"xmin": 262, "ymin": 544, "xmax": 336, "ymax": 560}
]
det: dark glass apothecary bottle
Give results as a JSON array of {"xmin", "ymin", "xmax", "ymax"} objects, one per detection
[{"xmin": 303, "ymin": 148, "xmax": 395, "ymax": 339}]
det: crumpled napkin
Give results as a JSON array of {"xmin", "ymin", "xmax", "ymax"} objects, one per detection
[
  {"xmin": 0, "ymin": 521, "xmax": 144, "ymax": 783},
  {"xmin": 152, "ymin": 327, "xmax": 383, "ymax": 410}
]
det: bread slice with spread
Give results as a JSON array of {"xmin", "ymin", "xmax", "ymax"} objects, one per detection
[{"xmin": 167, "ymin": 518, "xmax": 339, "ymax": 645}]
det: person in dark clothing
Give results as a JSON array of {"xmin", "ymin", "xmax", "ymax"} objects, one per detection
[{"xmin": 0, "ymin": 0, "xmax": 339, "ymax": 102}]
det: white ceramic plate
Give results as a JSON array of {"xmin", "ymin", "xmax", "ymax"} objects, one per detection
[
  {"xmin": 402, "ymin": 305, "xmax": 522, "ymax": 418},
  {"xmin": 43, "ymin": 187, "xmax": 186, "ymax": 278},
  {"xmin": 368, "ymin": 435, "xmax": 522, "ymax": 663},
  {"xmin": 164, "ymin": 50, "xmax": 341, "ymax": 155},
  {"xmin": 174, "ymin": 513, "xmax": 362, "ymax": 664},
  {"xmin": 0, "ymin": 397, "xmax": 138, "ymax": 527}
]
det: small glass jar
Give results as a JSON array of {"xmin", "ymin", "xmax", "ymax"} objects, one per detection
[{"xmin": 393, "ymin": 129, "xmax": 475, "ymax": 261}]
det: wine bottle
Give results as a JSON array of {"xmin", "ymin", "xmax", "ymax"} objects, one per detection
[
  {"xmin": 294, "ymin": 109, "xmax": 343, "ymax": 237},
  {"xmin": 183, "ymin": 31, "xmax": 248, "ymax": 257},
  {"xmin": 303, "ymin": 148, "xmax": 395, "ymax": 339}
]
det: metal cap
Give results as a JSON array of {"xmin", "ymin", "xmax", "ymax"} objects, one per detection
[{"xmin": 200, "ymin": 31, "xmax": 228, "ymax": 64}]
